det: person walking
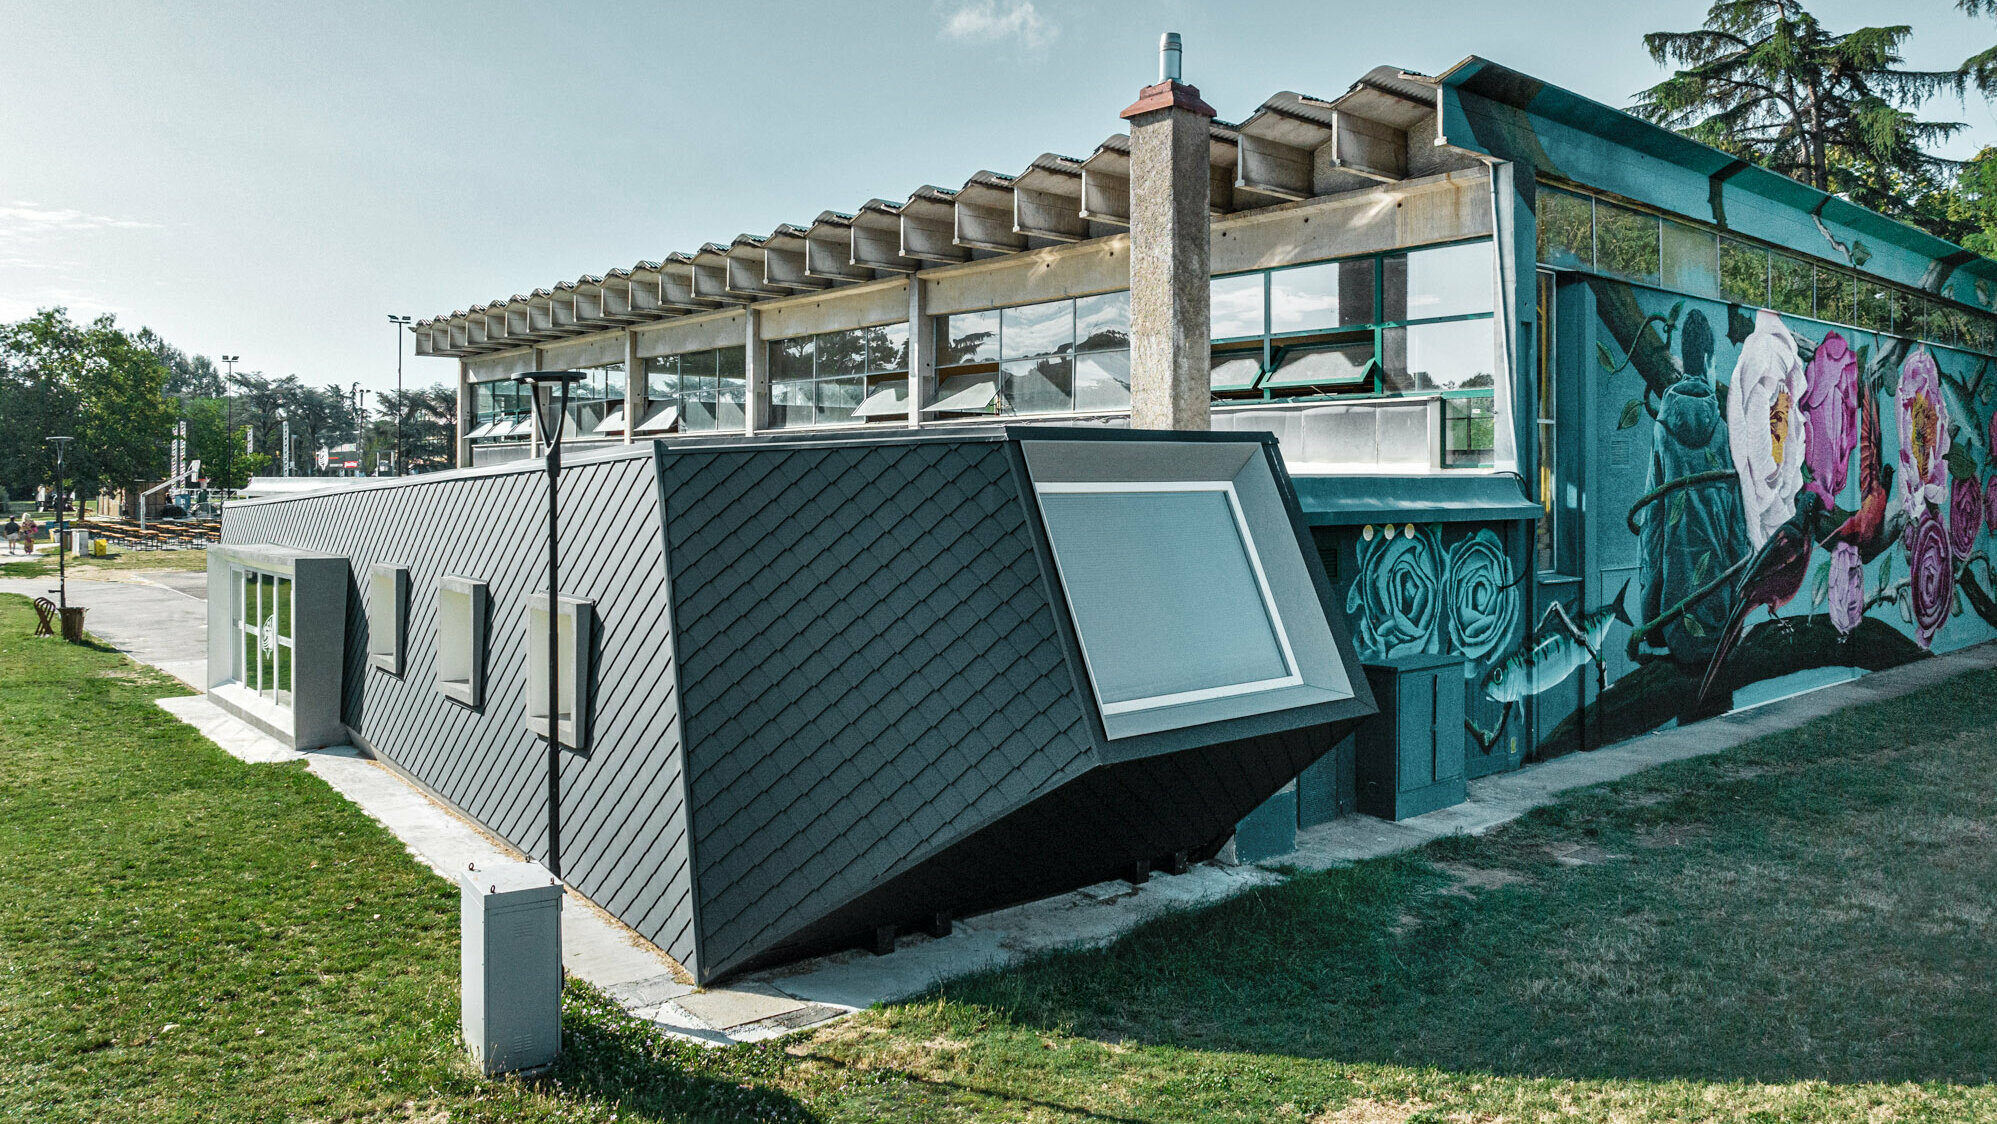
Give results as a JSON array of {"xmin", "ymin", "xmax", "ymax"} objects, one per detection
[
  {"xmin": 18, "ymin": 516, "xmax": 38, "ymax": 555},
  {"xmin": 2, "ymin": 517, "xmax": 17, "ymax": 554}
]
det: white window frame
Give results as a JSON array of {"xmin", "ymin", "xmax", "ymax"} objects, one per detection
[
  {"xmin": 230, "ymin": 564, "xmax": 293, "ymax": 708},
  {"xmin": 435, "ymin": 576, "xmax": 488, "ymax": 707},
  {"xmin": 367, "ymin": 563, "xmax": 410, "ymax": 676},
  {"xmin": 525, "ymin": 593, "xmax": 594, "ymax": 750},
  {"xmin": 1033, "ymin": 479, "xmax": 1305, "ymax": 716}
]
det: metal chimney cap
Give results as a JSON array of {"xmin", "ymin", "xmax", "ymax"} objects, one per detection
[{"xmin": 1160, "ymin": 32, "xmax": 1182, "ymax": 83}]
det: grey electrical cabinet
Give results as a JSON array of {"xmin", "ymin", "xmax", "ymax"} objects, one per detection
[
  {"xmin": 461, "ymin": 863, "xmax": 563, "ymax": 1075},
  {"xmin": 1354, "ymin": 653, "xmax": 1468, "ymax": 821}
]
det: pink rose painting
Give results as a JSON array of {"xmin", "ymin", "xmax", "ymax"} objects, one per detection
[
  {"xmin": 1800, "ymin": 330, "xmax": 1858, "ymax": 507},
  {"xmin": 1987, "ymin": 475, "xmax": 1997, "ymax": 534},
  {"xmin": 1907, "ymin": 510, "xmax": 1954, "ymax": 651},
  {"xmin": 1951, "ymin": 476, "xmax": 1984, "ymax": 559},
  {"xmin": 1728, "ymin": 310, "xmax": 1808, "ymax": 549},
  {"xmin": 1895, "ymin": 346, "xmax": 1950, "ymax": 521},
  {"xmin": 1827, "ymin": 540, "xmax": 1865, "ymax": 637}
]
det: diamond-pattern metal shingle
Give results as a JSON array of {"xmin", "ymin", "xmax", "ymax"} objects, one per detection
[{"xmin": 663, "ymin": 437, "xmax": 1097, "ymax": 979}]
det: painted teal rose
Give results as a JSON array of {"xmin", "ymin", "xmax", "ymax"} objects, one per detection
[
  {"xmin": 1444, "ymin": 529, "xmax": 1519, "ymax": 662},
  {"xmin": 1346, "ymin": 525, "xmax": 1442, "ymax": 659}
]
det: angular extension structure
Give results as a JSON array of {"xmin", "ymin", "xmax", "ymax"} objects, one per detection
[{"xmin": 212, "ymin": 427, "xmax": 1373, "ymax": 982}]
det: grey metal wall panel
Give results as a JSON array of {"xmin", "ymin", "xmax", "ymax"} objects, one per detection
[
  {"xmin": 219, "ymin": 453, "xmax": 699, "ymax": 971},
  {"xmin": 661, "ymin": 438, "xmax": 1100, "ymax": 979}
]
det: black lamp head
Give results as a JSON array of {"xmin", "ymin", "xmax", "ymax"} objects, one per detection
[{"xmin": 513, "ymin": 370, "xmax": 587, "ymax": 448}]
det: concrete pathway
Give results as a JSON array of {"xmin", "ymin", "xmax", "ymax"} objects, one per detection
[
  {"xmin": 20, "ymin": 576, "xmax": 1997, "ymax": 1045},
  {"xmin": 0, "ymin": 575, "xmax": 207, "ymax": 689}
]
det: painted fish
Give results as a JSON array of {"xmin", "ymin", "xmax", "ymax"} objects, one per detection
[{"xmin": 1480, "ymin": 584, "xmax": 1632, "ymax": 705}]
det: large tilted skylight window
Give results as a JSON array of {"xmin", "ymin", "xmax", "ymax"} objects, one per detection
[
  {"xmin": 1022, "ymin": 439, "xmax": 1353, "ymax": 741},
  {"xmin": 1036, "ymin": 482, "xmax": 1301, "ymax": 713}
]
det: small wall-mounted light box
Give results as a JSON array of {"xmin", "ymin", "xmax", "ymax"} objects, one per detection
[
  {"xmin": 460, "ymin": 861, "xmax": 562, "ymax": 1075},
  {"xmin": 435, "ymin": 576, "xmax": 488, "ymax": 707},
  {"xmin": 525, "ymin": 593, "xmax": 593, "ymax": 750},
  {"xmin": 368, "ymin": 563, "xmax": 410, "ymax": 676}
]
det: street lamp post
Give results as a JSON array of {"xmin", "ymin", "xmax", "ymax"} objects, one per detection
[
  {"xmin": 388, "ymin": 314, "xmax": 412, "ymax": 473},
  {"xmin": 46, "ymin": 436, "xmax": 72, "ymax": 623},
  {"xmin": 220, "ymin": 355, "xmax": 240, "ymax": 502},
  {"xmin": 515, "ymin": 370, "xmax": 584, "ymax": 881},
  {"xmin": 351, "ymin": 382, "xmax": 369, "ymax": 476}
]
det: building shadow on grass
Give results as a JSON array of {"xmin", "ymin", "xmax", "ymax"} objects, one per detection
[
  {"xmin": 927, "ymin": 742, "xmax": 1997, "ymax": 1090},
  {"xmin": 544, "ymin": 993, "xmax": 826, "ymax": 1123}
]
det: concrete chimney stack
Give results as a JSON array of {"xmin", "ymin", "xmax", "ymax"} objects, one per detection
[{"xmin": 1122, "ymin": 33, "xmax": 1215, "ymax": 431}]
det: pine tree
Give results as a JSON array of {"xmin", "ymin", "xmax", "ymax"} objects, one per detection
[{"xmin": 1634, "ymin": 0, "xmax": 1962, "ymax": 218}]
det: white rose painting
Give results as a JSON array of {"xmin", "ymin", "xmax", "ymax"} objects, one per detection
[{"xmin": 1726, "ymin": 310, "xmax": 1809, "ymax": 549}]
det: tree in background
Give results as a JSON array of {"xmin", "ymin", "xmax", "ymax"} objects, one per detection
[
  {"xmin": 374, "ymin": 385, "xmax": 458, "ymax": 473},
  {"xmin": 0, "ymin": 309, "xmax": 172, "ymax": 508},
  {"xmin": 1633, "ymin": 1, "xmax": 1962, "ymax": 222}
]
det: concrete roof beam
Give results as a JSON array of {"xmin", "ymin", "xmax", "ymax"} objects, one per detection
[
  {"xmin": 850, "ymin": 201, "xmax": 922, "ymax": 273},
  {"xmin": 1326, "ymin": 111, "xmax": 1409, "ymax": 184},
  {"xmin": 760, "ymin": 225, "xmax": 831, "ymax": 291},
  {"xmin": 953, "ymin": 172, "xmax": 1028, "ymax": 253},
  {"xmin": 900, "ymin": 187, "xmax": 971, "ymax": 263},
  {"xmin": 660, "ymin": 256, "xmax": 726, "ymax": 311},
  {"xmin": 804, "ymin": 212, "xmax": 878, "ymax": 281},
  {"xmin": 1012, "ymin": 154, "xmax": 1089, "ymax": 243},
  {"xmin": 1079, "ymin": 137, "xmax": 1131, "ymax": 227},
  {"xmin": 720, "ymin": 240, "xmax": 790, "ymax": 300}
]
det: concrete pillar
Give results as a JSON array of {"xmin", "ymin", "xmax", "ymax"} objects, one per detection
[
  {"xmin": 623, "ymin": 329, "xmax": 640, "ymax": 444},
  {"xmin": 456, "ymin": 358, "xmax": 472, "ymax": 468},
  {"xmin": 744, "ymin": 308, "xmax": 764, "ymax": 436},
  {"xmin": 1120, "ymin": 34, "xmax": 1215, "ymax": 431},
  {"xmin": 906, "ymin": 277, "xmax": 930, "ymax": 429}
]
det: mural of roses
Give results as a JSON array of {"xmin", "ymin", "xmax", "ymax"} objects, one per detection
[
  {"xmin": 1950, "ymin": 475, "xmax": 1983, "ymax": 559},
  {"xmin": 1896, "ymin": 346, "xmax": 1950, "ymax": 520},
  {"xmin": 1800, "ymin": 329, "xmax": 1858, "ymax": 507},
  {"xmin": 1346, "ymin": 524, "xmax": 1442, "ymax": 659},
  {"xmin": 1727, "ymin": 310, "xmax": 1808, "ymax": 549},
  {"xmin": 1987, "ymin": 475, "xmax": 1997, "ymax": 534},
  {"xmin": 1443, "ymin": 529, "xmax": 1520, "ymax": 662},
  {"xmin": 1907, "ymin": 510, "xmax": 1954, "ymax": 650},
  {"xmin": 1827, "ymin": 541, "xmax": 1864, "ymax": 637}
]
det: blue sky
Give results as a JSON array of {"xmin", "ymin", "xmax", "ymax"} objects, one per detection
[{"xmin": 1, "ymin": 0, "xmax": 1990, "ymax": 395}]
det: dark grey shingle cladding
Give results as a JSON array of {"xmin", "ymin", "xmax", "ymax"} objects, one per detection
[{"xmin": 217, "ymin": 426, "xmax": 1374, "ymax": 983}]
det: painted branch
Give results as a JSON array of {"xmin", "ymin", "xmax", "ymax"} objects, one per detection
[{"xmin": 1544, "ymin": 613, "xmax": 1928, "ymax": 753}]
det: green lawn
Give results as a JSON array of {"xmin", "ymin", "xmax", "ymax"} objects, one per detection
[
  {"xmin": 1, "ymin": 592, "xmax": 1994, "ymax": 1122},
  {"xmin": 0, "ymin": 546, "xmax": 207, "ymax": 580}
]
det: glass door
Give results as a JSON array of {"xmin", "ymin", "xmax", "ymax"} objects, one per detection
[{"xmin": 232, "ymin": 567, "xmax": 294, "ymax": 708}]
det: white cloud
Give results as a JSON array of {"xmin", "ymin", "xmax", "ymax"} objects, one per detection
[
  {"xmin": 0, "ymin": 201, "xmax": 159, "ymax": 239},
  {"xmin": 939, "ymin": 1, "xmax": 1057, "ymax": 53}
]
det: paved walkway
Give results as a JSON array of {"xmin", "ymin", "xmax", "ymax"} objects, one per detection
[{"xmin": 15, "ymin": 576, "xmax": 1997, "ymax": 1044}]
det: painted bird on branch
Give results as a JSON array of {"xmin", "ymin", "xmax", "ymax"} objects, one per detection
[
  {"xmin": 1821, "ymin": 392, "xmax": 1897, "ymax": 562},
  {"xmin": 1697, "ymin": 490, "xmax": 1830, "ymax": 707}
]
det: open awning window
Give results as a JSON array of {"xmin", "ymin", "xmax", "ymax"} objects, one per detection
[
  {"xmin": 633, "ymin": 403, "xmax": 679, "ymax": 435},
  {"xmin": 1261, "ymin": 343, "xmax": 1374, "ymax": 390},
  {"xmin": 592, "ymin": 407, "xmax": 628, "ymax": 436},
  {"xmin": 921, "ymin": 374, "xmax": 999, "ymax": 414},
  {"xmin": 464, "ymin": 418, "xmax": 504, "ymax": 440},
  {"xmin": 853, "ymin": 378, "xmax": 909, "ymax": 419},
  {"xmin": 1209, "ymin": 353, "xmax": 1263, "ymax": 393}
]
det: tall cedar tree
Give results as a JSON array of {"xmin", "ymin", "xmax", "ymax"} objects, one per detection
[{"xmin": 1633, "ymin": 0, "xmax": 1962, "ymax": 221}]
